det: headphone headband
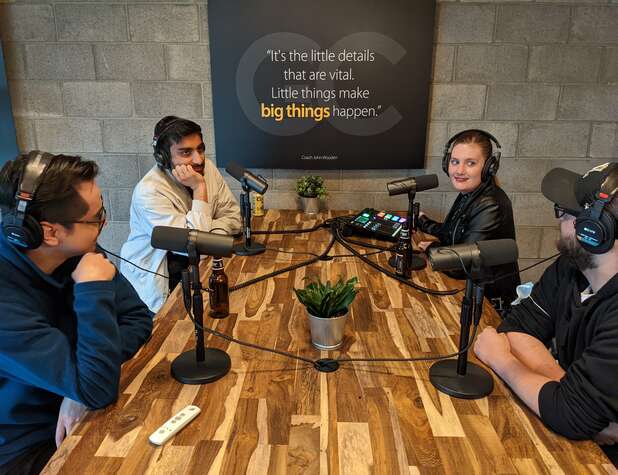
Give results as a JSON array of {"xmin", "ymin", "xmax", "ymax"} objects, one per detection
[
  {"xmin": 2, "ymin": 151, "xmax": 53, "ymax": 249},
  {"xmin": 443, "ymin": 129, "xmax": 502, "ymax": 157},
  {"xmin": 17, "ymin": 151, "xmax": 52, "ymax": 204},
  {"xmin": 152, "ymin": 118, "xmax": 186, "ymax": 150}
]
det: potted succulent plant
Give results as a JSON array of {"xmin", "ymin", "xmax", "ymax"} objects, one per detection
[
  {"xmin": 295, "ymin": 175, "xmax": 327, "ymax": 215},
  {"xmin": 294, "ymin": 276, "xmax": 359, "ymax": 350}
]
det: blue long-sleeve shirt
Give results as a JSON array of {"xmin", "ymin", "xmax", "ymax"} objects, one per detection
[{"xmin": 0, "ymin": 233, "xmax": 153, "ymax": 465}]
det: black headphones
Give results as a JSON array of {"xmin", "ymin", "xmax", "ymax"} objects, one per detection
[
  {"xmin": 1, "ymin": 151, "xmax": 53, "ymax": 249},
  {"xmin": 442, "ymin": 129, "xmax": 502, "ymax": 182},
  {"xmin": 152, "ymin": 118, "xmax": 184, "ymax": 170},
  {"xmin": 575, "ymin": 171, "xmax": 617, "ymax": 255}
]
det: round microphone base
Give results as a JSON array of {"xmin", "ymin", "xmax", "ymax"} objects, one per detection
[
  {"xmin": 171, "ymin": 348, "xmax": 231, "ymax": 385},
  {"xmin": 314, "ymin": 358, "xmax": 340, "ymax": 373},
  {"xmin": 233, "ymin": 242, "xmax": 266, "ymax": 256},
  {"xmin": 429, "ymin": 360, "xmax": 494, "ymax": 399}
]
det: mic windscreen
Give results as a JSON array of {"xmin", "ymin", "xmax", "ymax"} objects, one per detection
[
  {"xmin": 415, "ymin": 174, "xmax": 439, "ymax": 192},
  {"xmin": 386, "ymin": 174, "xmax": 439, "ymax": 196},
  {"xmin": 428, "ymin": 244, "xmax": 479, "ymax": 272},
  {"xmin": 151, "ymin": 226, "xmax": 189, "ymax": 253},
  {"xmin": 194, "ymin": 231, "xmax": 234, "ymax": 257},
  {"xmin": 477, "ymin": 239, "xmax": 518, "ymax": 267},
  {"xmin": 151, "ymin": 225, "xmax": 234, "ymax": 257},
  {"xmin": 386, "ymin": 177, "xmax": 413, "ymax": 196},
  {"xmin": 225, "ymin": 162, "xmax": 244, "ymax": 181}
]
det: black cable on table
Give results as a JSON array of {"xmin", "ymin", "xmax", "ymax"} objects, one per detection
[
  {"xmin": 183, "ymin": 305, "xmax": 482, "ymax": 369},
  {"xmin": 336, "ymin": 325, "xmax": 479, "ymax": 363},
  {"xmin": 229, "ymin": 232, "xmax": 337, "ymax": 292},
  {"xmin": 184, "ymin": 308, "xmax": 317, "ymax": 366},
  {"xmin": 252, "ymin": 221, "xmax": 327, "ymax": 235},
  {"xmin": 333, "ymin": 225, "xmax": 462, "ymax": 296}
]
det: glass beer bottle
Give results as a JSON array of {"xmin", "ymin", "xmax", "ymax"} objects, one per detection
[
  {"xmin": 208, "ymin": 257, "xmax": 229, "ymax": 318},
  {"xmin": 394, "ymin": 226, "xmax": 412, "ymax": 279}
]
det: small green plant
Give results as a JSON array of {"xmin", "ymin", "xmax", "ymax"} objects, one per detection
[
  {"xmin": 294, "ymin": 276, "xmax": 359, "ymax": 318},
  {"xmin": 295, "ymin": 175, "xmax": 327, "ymax": 199}
]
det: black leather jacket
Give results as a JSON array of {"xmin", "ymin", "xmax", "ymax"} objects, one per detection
[{"xmin": 418, "ymin": 179, "xmax": 520, "ymax": 309}]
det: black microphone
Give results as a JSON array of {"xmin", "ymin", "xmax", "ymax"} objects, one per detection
[
  {"xmin": 428, "ymin": 239, "xmax": 518, "ymax": 272},
  {"xmin": 225, "ymin": 162, "xmax": 268, "ymax": 194},
  {"xmin": 387, "ymin": 174, "xmax": 439, "ymax": 196},
  {"xmin": 151, "ymin": 226, "xmax": 234, "ymax": 257}
]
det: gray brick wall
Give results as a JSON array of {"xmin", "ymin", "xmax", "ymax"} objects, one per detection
[{"xmin": 1, "ymin": 0, "xmax": 617, "ymax": 282}]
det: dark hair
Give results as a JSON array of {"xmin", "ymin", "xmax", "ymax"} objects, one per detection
[
  {"xmin": 452, "ymin": 130, "xmax": 493, "ymax": 161},
  {"xmin": 0, "ymin": 153, "xmax": 98, "ymax": 229},
  {"xmin": 153, "ymin": 115, "xmax": 203, "ymax": 169}
]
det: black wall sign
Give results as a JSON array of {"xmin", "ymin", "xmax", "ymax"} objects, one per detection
[{"xmin": 208, "ymin": 0, "xmax": 435, "ymax": 169}]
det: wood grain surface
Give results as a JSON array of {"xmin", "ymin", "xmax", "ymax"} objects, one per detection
[{"xmin": 43, "ymin": 210, "xmax": 615, "ymax": 475}]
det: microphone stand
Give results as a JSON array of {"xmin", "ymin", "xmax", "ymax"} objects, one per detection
[
  {"xmin": 389, "ymin": 190, "xmax": 426, "ymax": 273},
  {"xmin": 233, "ymin": 179, "xmax": 265, "ymax": 256},
  {"xmin": 407, "ymin": 190, "xmax": 426, "ymax": 271},
  {"xmin": 170, "ymin": 239, "xmax": 231, "ymax": 384},
  {"xmin": 428, "ymin": 265, "xmax": 493, "ymax": 399}
]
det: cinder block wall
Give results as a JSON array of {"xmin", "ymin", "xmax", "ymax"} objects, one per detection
[{"xmin": 1, "ymin": 0, "xmax": 617, "ymax": 281}]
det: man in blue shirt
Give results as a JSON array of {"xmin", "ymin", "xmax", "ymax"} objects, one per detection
[{"xmin": 0, "ymin": 152, "xmax": 153, "ymax": 474}]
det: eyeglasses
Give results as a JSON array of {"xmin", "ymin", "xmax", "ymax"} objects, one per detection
[
  {"xmin": 59, "ymin": 205, "xmax": 107, "ymax": 232},
  {"xmin": 554, "ymin": 204, "xmax": 578, "ymax": 219}
]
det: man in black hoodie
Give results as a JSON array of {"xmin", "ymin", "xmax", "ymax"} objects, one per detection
[{"xmin": 474, "ymin": 162, "xmax": 618, "ymax": 464}]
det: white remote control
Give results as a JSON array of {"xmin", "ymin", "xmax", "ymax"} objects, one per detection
[{"xmin": 148, "ymin": 405, "xmax": 201, "ymax": 445}]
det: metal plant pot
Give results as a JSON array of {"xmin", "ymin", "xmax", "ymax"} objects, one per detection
[
  {"xmin": 300, "ymin": 196, "xmax": 320, "ymax": 215},
  {"xmin": 307, "ymin": 311, "xmax": 348, "ymax": 350}
]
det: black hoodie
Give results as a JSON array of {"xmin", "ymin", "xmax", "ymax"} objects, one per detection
[{"xmin": 498, "ymin": 256, "xmax": 618, "ymax": 440}]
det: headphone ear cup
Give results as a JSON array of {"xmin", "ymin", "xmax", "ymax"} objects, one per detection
[
  {"xmin": 22, "ymin": 214, "xmax": 44, "ymax": 249},
  {"xmin": 1, "ymin": 213, "xmax": 43, "ymax": 249},
  {"xmin": 481, "ymin": 156, "xmax": 496, "ymax": 182},
  {"xmin": 153, "ymin": 150, "xmax": 165, "ymax": 169},
  {"xmin": 153, "ymin": 149, "xmax": 171, "ymax": 170},
  {"xmin": 575, "ymin": 211, "xmax": 614, "ymax": 255},
  {"xmin": 442, "ymin": 152, "xmax": 450, "ymax": 176}
]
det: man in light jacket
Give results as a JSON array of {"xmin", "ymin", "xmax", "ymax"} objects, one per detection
[{"xmin": 121, "ymin": 116, "xmax": 241, "ymax": 313}]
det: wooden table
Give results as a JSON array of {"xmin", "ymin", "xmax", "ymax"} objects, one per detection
[{"xmin": 44, "ymin": 210, "xmax": 614, "ymax": 474}]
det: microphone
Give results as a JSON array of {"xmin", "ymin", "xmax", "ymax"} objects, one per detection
[
  {"xmin": 428, "ymin": 239, "xmax": 518, "ymax": 272},
  {"xmin": 225, "ymin": 162, "xmax": 268, "ymax": 194},
  {"xmin": 151, "ymin": 226, "xmax": 234, "ymax": 257},
  {"xmin": 387, "ymin": 174, "xmax": 439, "ymax": 196}
]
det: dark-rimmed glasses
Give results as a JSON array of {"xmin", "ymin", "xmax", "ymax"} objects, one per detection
[
  {"xmin": 59, "ymin": 205, "xmax": 107, "ymax": 232},
  {"xmin": 554, "ymin": 204, "xmax": 578, "ymax": 219}
]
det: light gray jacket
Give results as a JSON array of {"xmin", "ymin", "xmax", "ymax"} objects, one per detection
[{"xmin": 120, "ymin": 161, "xmax": 241, "ymax": 312}]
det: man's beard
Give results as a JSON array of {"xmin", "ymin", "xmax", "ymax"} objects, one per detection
[{"xmin": 556, "ymin": 235, "xmax": 596, "ymax": 271}]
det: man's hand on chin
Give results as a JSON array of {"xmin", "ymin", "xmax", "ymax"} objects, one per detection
[{"xmin": 474, "ymin": 326, "xmax": 514, "ymax": 372}]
